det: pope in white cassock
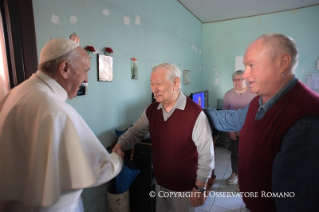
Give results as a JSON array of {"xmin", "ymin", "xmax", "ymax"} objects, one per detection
[{"xmin": 0, "ymin": 38, "xmax": 124, "ymax": 212}]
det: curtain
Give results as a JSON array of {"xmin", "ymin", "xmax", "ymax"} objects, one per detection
[{"xmin": 0, "ymin": 11, "xmax": 9, "ymax": 101}]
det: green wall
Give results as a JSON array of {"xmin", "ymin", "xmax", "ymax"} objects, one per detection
[
  {"xmin": 32, "ymin": 0, "xmax": 203, "ymax": 210},
  {"xmin": 203, "ymin": 5, "xmax": 319, "ymax": 108},
  {"xmin": 31, "ymin": 0, "xmax": 319, "ymax": 210}
]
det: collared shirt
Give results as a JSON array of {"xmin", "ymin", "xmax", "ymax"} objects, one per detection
[
  {"xmin": 205, "ymin": 76, "xmax": 297, "ymax": 131},
  {"xmin": 255, "ymin": 76, "xmax": 297, "ymax": 120},
  {"xmin": 118, "ymin": 92, "xmax": 214, "ymax": 183},
  {"xmin": 204, "ymin": 75, "xmax": 319, "ymax": 211}
]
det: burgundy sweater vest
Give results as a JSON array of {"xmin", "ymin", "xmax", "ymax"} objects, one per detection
[
  {"xmin": 239, "ymin": 80, "xmax": 319, "ymax": 212},
  {"xmin": 146, "ymin": 97, "xmax": 202, "ymax": 191}
]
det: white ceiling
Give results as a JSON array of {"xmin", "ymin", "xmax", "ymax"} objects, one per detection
[{"xmin": 178, "ymin": 0, "xmax": 319, "ymax": 23}]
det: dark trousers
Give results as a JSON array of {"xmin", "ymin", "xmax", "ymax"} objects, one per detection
[{"xmin": 230, "ymin": 137, "xmax": 239, "ymax": 174}]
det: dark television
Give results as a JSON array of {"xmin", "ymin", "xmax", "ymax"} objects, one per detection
[
  {"xmin": 77, "ymin": 83, "xmax": 87, "ymax": 96},
  {"xmin": 189, "ymin": 90, "xmax": 209, "ymax": 109}
]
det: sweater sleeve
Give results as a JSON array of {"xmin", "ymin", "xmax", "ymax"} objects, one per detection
[{"xmin": 272, "ymin": 115, "xmax": 319, "ymax": 211}]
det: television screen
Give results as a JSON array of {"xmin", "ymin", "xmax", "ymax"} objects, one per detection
[{"xmin": 189, "ymin": 90, "xmax": 209, "ymax": 109}]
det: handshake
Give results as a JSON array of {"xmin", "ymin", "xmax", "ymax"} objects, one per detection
[{"xmin": 112, "ymin": 143, "xmax": 125, "ymax": 160}]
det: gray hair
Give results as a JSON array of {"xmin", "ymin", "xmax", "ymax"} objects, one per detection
[
  {"xmin": 232, "ymin": 70, "xmax": 244, "ymax": 79},
  {"xmin": 257, "ymin": 33, "xmax": 299, "ymax": 71},
  {"xmin": 38, "ymin": 48, "xmax": 79, "ymax": 73},
  {"xmin": 152, "ymin": 63, "xmax": 182, "ymax": 89}
]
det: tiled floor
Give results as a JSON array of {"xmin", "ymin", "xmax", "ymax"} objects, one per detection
[{"xmin": 195, "ymin": 146, "xmax": 250, "ymax": 212}]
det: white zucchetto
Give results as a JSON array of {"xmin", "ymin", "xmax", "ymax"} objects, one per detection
[{"xmin": 39, "ymin": 37, "xmax": 79, "ymax": 64}]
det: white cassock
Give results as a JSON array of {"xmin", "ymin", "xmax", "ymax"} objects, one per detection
[{"xmin": 0, "ymin": 71, "xmax": 123, "ymax": 212}]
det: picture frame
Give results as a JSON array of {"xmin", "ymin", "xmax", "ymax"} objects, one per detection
[
  {"xmin": 183, "ymin": 70, "xmax": 191, "ymax": 84},
  {"xmin": 98, "ymin": 54, "xmax": 113, "ymax": 81}
]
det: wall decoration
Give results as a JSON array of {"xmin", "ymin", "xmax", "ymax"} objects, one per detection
[
  {"xmin": 84, "ymin": 45, "xmax": 96, "ymax": 58},
  {"xmin": 183, "ymin": 70, "xmax": 190, "ymax": 84},
  {"xmin": 70, "ymin": 33, "xmax": 80, "ymax": 44},
  {"xmin": 104, "ymin": 47, "xmax": 113, "ymax": 56},
  {"xmin": 305, "ymin": 72, "xmax": 319, "ymax": 94},
  {"xmin": 69, "ymin": 16, "xmax": 78, "ymax": 24},
  {"xmin": 131, "ymin": 57, "xmax": 138, "ymax": 79},
  {"xmin": 51, "ymin": 14, "xmax": 59, "ymax": 24},
  {"xmin": 123, "ymin": 16, "xmax": 130, "ymax": 25},
  {"xmin": 99, "ymin": 54, "xmax": 113, "ymax": 81},
  {"xmin": 135, "ymin": 15, "xmax": 141, "ymax": 25},
  {"xmin": 102, "ymin": 9, "xmax": 110, "ymax": 16},
  {"xmin": 235, "ymin": 56, "xmax": 245, "ymax": 71}
]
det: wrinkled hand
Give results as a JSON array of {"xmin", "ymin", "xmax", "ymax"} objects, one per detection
[
  {"xmin": 112, "ymin": 143, "xmax": 125, "ymax": 160},
  {"xmin": 228, "ymin": 132, "xmax": 237, "ymax": 140},
  {"xmin": 189, "ymin": 187, "xmax": 206, "ymax": 207}
]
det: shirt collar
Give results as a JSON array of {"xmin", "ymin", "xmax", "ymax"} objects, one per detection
[
  {"xmin": 35, "ymin": 70, "xmax": 68, "ymax": 102},
  {"xmin": 157, "ymin": 91, "xmax": 186, "ymax": 110},
  {"xmin": 258, "ymin": 75, "xmax": 297, "ymax": 111}
]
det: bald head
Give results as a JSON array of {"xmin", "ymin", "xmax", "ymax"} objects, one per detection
[{"xmin": 254, "ymin": 33, "xmax": 299, "ymax": 72}]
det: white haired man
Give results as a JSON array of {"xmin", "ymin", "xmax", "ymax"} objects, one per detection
[
  {"xmin": 0, "ymin": 38, "xmax": 123, "ymax": 212},
  {"xmin": 113, "ymin": 63, "xmax": 214, "ymax": 212}
]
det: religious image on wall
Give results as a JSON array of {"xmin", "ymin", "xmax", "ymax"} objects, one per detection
[
  {"xmin": 131, "ymin": 57, "xmax": 138, "ymax": 79},
  {"xmin": 99, "ymin": 54, "xmax": 113, "ymax": 81}
]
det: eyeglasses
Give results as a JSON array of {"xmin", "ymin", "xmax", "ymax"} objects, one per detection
[{"xmin": 232, "ymin": 78, "xmax": 244, "ymax": 82}]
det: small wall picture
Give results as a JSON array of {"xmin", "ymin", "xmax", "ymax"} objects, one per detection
[
  {"xmin": 69, "ymin": 33, "xmax": 80, "ymax": 44},
  {"xmin": 99, "ymin": 54, "xmax": 113, "ymax": 81},
  {"xmin": 183, "ymin": 70, "xmax": 191, "ymax": 84},
  {"xmin": 131, "ymin": 57, "xmax": 138, "ymax": 79}
]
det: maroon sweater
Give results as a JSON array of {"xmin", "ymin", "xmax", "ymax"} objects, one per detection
[
  {"xmin": 239, "ymin": 80, "xmax": 319, "ymax": 212},
  {"xmin": 146, "ymin": 97, "xmax": 202, "ymax": 191}
]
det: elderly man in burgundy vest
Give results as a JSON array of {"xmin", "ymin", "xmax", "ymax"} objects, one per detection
[
  {"xmin": 205, "ymin": 33, "xmax": 319, "ymax": 212},
  {"xmin": 113, "ymin": 63, "xmax": 214, "ymax": 212}
]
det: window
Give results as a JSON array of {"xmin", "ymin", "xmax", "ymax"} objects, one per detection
[{"xmin": 0, "ymin": 0, "xmax": 37, "ymax": 90}]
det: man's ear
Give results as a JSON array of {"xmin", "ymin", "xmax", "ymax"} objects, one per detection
[
  {"xmin": 59, "ymin": 60, "xmax": 70, "ymax": 79},
  {"xmin": 279, "ymin": 53, "xmax": 291, "ymax": 73},
  {"xmin": 173, "ymin": 77, "xmax": 180, "ymax": 91}
]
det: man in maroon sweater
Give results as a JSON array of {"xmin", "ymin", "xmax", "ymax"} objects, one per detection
[
  {"xmin": 113, "ymin": 63, "xmax": 214, "ymax": 212},
  {"xmin": 205, "ymin": 33, "xmax": 319, "ymax": 212}
]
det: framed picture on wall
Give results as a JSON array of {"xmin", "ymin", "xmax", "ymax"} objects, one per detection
[
  {"xmin": 183, "ymin": 70, "xmax": 191, "ymax": 84},
  {"xmin": 98, "ymin": 54, "xmax": 113, "ymax": 81}
]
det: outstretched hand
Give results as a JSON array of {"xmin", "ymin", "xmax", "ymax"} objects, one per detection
[{"xmin": 112, "ymin": 143, "xmax": 125, "ymax": 160}]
